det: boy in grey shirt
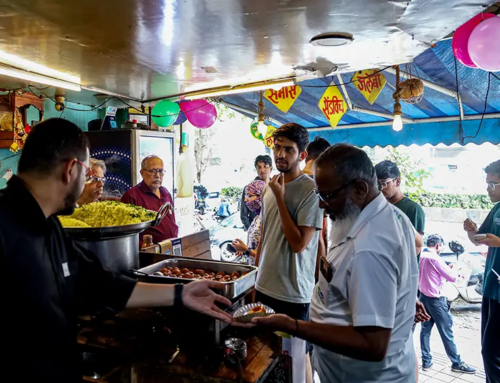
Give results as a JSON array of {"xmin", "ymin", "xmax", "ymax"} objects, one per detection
[{"xmin": 255, "ymin": 123, "xmax": 323, "ymax": 320}]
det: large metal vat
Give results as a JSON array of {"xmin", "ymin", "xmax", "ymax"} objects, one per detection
[
  {"xmin": 64, "ymin": 203, "xmax": 171, "ymax": 274},
  {"xmin": 71, "ymin": 233, "xmax": 140, "ymax": 274}
]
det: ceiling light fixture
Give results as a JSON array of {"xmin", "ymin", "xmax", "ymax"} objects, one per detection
[
  {"xmin": 310, "ymin": 32, "xmax": 354, "ymax": 47},
  {"xmin": 392, "ymin": 65, "xmax": 403, "ymax": 132},
  {"xmin": 0, "ymin": 65, "xmax": 81, "ymax": 91},
  {"xmin": 185, "ymin": 79, "xmax": 295, "ymax": 100},
  {"xmin": 0, "ymin": 50, "xmax": 80, "ymax": 83}
]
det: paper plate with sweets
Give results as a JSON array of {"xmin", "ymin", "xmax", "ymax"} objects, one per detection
[{"xmin": 233, "ymin": 303, "xmax": 275, "ymax": 323}]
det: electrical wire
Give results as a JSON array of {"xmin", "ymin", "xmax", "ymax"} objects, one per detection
[
  {"xmin": 27, "ymin": 83, "xmax": 217, "ymax": 118},
  {"xmin": 114, "ymin": 97, "xmax": 218, "ymax": 118},
  {"xmin": 298, "ymin": 66, "xmax": 391, "ymax": 88},
  {"xmin": 0, "ymin": 153, "xmax": 20, "ymax": 162},
  {"xmin": 27, "ymin": 85, "xmax": 113, "ymax": 112},
  {"xmin": 463, "ymin": 72, "xmax": 492, "ymax": 141}
]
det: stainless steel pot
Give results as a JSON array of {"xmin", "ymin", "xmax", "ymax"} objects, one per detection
[
  {"xmin": 63, "ymin": 202, "xmax": 172, "ymax": 274},
  {"xmin": 73, "ymin": 233, "xmax": 139, "ymax": 274}
]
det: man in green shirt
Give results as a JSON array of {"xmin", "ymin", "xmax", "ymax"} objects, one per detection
[
  {"xmin": 375, "ymin": 160, "xmax": 425, "ymax": 252},
  {"xmin": 464, "ymin": 159, "xmax": 500, "ymax": 382}
]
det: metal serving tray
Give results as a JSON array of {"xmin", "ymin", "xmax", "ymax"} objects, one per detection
[{"xmin": 136, "ymin": 258, "xmax": 258, "ymax": 299}]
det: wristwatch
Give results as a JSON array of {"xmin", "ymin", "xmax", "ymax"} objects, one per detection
[
  {"xmin": 174, "ymin": 283, "xmax": 184, "ymax": 307},
  {"xmin": 245, "ymin": 248, "xmax": 251, "ymax": 256}
]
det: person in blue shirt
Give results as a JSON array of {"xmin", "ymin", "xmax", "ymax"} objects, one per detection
[
  {"xmin": 217, "ymin": 198, "xmax": 231, "ymax": 219},
  {"xmin": 464, "ymin": 159, "xmax": 500, "ymax": 382}
]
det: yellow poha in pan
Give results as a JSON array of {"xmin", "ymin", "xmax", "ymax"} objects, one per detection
[{"xmin": 59, "ymin": 201, "xmax": 156, "ymax": 228}]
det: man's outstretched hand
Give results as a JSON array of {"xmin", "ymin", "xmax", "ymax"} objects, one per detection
[{"xmin": 183, "ymin": 281, "xmax": 233, "ymax": 323}]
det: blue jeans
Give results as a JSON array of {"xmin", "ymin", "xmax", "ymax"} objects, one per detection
[{"xmin": 420, "ymin": 294, "xmax": 461, "ymax": 366}]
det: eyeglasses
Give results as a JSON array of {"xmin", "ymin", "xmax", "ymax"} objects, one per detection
[
  {"xmin": 378, "ymin": 178, "xmax": 395, "ymax": 189},
  {"xmin": 76, "ymin": 159, "xmax": 92, "ymax": 177},
  {"xmin": 487, "ymin": 182, "xmax": 500, "ymax": 191},
  {"xmin": 144, "ymin": 168, "xmax": 165, "ymax": 176},
  {"xmin": 75, "ymin": 160, "xmax": 106, "ymax": 184},
  {"xmin": 87, "ymin": 175, "xmax": 106, "ymax": 184},
  {"xmin": 314, "ymin": 181, "xmax": 353, "ymax": 206}
]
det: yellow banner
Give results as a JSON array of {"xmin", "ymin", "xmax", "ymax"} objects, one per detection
[
  {"xmin": 351, "ymin": 70, "xmax": 386, "ymax": 105},
  {"xmin": 265, "ymin": 85, "xmax": 302, "ymax": 113},
  {"xmin": 264, "ymin": 125, "xmax": 277, "ymax": 149},
  {"xmin": 318, "ymin": 84, "xmax": 347, "ymax": 128}
]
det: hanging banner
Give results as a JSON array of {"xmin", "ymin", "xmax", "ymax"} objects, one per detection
[
  {"xmin": 265, "ymin": 85, "xmax": 302, "ymax": 113},
  {"xmin": 318, "ymin": 84, "xmax": 347, "ymax": 128},
  {"xmin": 351, "ymin": 70, "xmax": 386, "ymax": 105},
  {"xmin": 250, "ymin": 122, "xmax": 264, "ymax": 141},
  {"xmin": 264, "ymin": 125, "xmax": 277, "ymax": 149}
]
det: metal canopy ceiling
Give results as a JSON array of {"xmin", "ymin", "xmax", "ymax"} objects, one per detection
[
  {"xmin": 0, "ymin": 0, "xmax": 493, "ymax": 105},
  {"xmin": 222, "ymin": 38, "xmax": 500, "ymax": 147}
]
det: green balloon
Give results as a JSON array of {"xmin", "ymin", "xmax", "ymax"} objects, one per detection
[{"xmin": 152, "ymin": 100, "xmax": 180, "ymax": 127}]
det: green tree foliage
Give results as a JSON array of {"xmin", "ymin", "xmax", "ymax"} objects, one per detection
[{"xmin": 221, "ymin": 186, "xmax": 244, "ymax": 199}]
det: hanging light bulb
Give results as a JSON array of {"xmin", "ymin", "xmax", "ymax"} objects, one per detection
[
  {"xmin": 392, "ymin": 114, "xmax": 403, "ymax": 132},
  {"xmin": 392, "ymin": 65, "xmax": 404, "ymax": 132}
]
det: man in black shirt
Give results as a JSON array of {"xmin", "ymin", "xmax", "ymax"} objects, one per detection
[
  {"xmin": 240, "ymin": 155, "xmax": 272, "ymax": 230},
  {"xmin": 0, "ymin": 118, "xmax": 232, "ymax": 382}
]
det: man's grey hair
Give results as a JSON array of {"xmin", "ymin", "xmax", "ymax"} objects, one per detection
[
  {"xmin": 89, "ymin": 158, "xmax": 106, "ymax": 174},
  {"xmin": 141, "ymin": 155, "xmax": 162, "ymax": 170},
  {"xmin": 315, "ymin": 144, "xmax": 377, "ymax": 187},
  {"xmin": 426, "ymin": 234, "xmax": 444, "ymax": 247}
]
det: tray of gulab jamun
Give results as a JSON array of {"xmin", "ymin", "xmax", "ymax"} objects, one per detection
[{"xmin": 135, "ymin": 259, "xmax": 258, "ymax": 299}]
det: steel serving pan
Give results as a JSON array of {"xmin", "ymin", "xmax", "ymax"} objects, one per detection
[{"xmin": 135, "ymin": 258, "xmax": 258, "ymax": 299}]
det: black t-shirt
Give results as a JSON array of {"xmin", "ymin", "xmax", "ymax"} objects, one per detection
[{"xmin": 0, "ymin": 176, "xmax": 136, "ymax": 382}]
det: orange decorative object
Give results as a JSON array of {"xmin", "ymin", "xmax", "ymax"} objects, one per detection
[
  {"xmin": 400, "ymin": 78, "xmax": 424, "ymax": 104},
  {"xmin": 318, "ymin": 84, "xmax": 347, "ymax": 128}
]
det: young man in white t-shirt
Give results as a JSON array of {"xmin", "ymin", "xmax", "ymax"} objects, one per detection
[{"xmin": 254, "ymin": 123, "xmax": 323, "ymax": 383}]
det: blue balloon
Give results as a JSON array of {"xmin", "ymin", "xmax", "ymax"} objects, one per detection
[{"xmin": 174, "ymin": 110, "xmax": 187, "ymax": 125}]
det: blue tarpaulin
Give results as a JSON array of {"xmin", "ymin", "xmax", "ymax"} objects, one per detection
[{"xmin": 222, "ymin": 40, "xmax": 500, "ymax": 147}]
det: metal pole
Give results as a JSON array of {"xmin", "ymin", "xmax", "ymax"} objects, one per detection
[
  {"xmin": 336, "ymin": 74, "xmax": 353, "ymax": 110},
  {"xmin": 308, "ymin": 113, "xmax": 500, "ymax": 131}
]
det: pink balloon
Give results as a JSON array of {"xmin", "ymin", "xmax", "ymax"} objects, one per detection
[
  {"xmin": 452, "ymin": 13, "xmax": 496, "ymax": 68},
  {"xmin": 469, "ymin": 16, "xmax": 500, "ymax": 71},
  {"xmin": 182, "ymin": 100, "xmax": 217, "ymax": 129}
]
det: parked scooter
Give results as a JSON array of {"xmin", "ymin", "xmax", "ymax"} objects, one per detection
[{"xmin": 442, "ymin": 241, "xmax": 485, "ymax": 305}]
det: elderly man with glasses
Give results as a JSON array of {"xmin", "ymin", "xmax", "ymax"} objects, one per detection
[
  {"xmin": 76, "ymin": 158, "xmax": 107, "ymax": 207},
  {"xmin": 464, "ymin": 159, "xmax": 500, "ymax": 382},
  {"xmin": 246, "ymin": 144, "xmax": 419, "ymax": 383},
  {"xmin": 121, "ymin": 155, "xmax": 178, "ymax": 247}
]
